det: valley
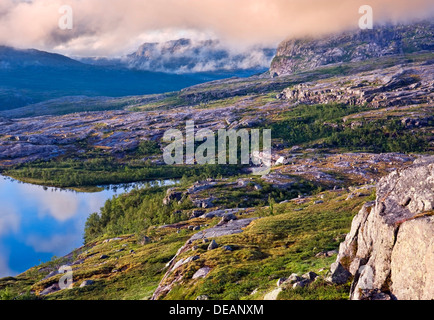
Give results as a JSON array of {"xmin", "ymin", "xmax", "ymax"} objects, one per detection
[{"xmin": 0, "ymin": 21, "xmax": 433, "ymax": 301}]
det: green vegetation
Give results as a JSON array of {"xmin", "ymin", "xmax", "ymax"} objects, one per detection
[
  {"xmin": 136, "ymin": 140, "xmax": 161, "ymax": 156},
  {"xmin": 161, "ymin": 189, "xmax": 373, "ymax": 300},
  {"xmin": 3, "ymin": 158, "xmax": 241, "ymax": 188},
  {"xmin": 325, "ymin": 119, "xmax": 432, "ymax": 153},
  {"xmin": 269, "ymin": 103, "xmax": 432, "ymax": 153},
  {"xmin": 84, "ymin": 186, "xmax": 193, "ymax": 243},
  {"xmin": 83, "ymin": 174, "xmax": 322, "ymax": 243},
  {"xmin": 0, "ymin": 188, "xmax": 371, "ymax": 300},
  {"xmin": 207, "ymin": 179, "xmax": 320, "ymax": 209},
  {"xmin": 0, "ymin": 287, "xmax": 14, "ymax": 300},
  {"xmin": 1, "ymin": 49, "xmax": 432, "ymax": 302}
]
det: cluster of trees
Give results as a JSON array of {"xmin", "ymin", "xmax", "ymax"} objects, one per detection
[
  {"xmin": 324, "ymin": 119, "xmax": 431, "ymax": 153},
  {"xmin": 5, "ymin": 158, "xmax": 240, "ymax": 188},
  {"xmin": 84, "ymin": 186, "xmax": 193, "ymax": 243},
  {"xmin": 270, "ymin": 104, "xmax": 431, "ymax": 153},
  {"xmin": 83, "ymin": 176, "xmax": 320, "ymax": 243}
]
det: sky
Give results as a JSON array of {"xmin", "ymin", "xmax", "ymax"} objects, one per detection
[{"xmin": 0, "ymin": 0, "xmax": 433, "ymax": 57}]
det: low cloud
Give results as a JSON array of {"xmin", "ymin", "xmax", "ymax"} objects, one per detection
[
  {"xmin": 1, "ymin": 0, "xmax": 433, "ymax": 57},
  {"xmin": 124, "ymin": 39, "xmax": 275, "ymax": 73}
]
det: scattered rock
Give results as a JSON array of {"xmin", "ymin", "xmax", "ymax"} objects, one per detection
[
  {"xmin": 139, "ymin": 236, "xmax": 151, "ymax": 245},
  {"xmin": 293, "ymin": 280, "xmax": 310, "ymax": 289},
  {"xmin": 103, "ymin": 237, "xmax": 123, "ymax": 243},
  {"xmin": 222, "ymin": 213, "xmax": 238, "ymax": 222},
  {"xmin": 192, "ymin": 267, "xmax": 211, "ymax": 279},
  {"xmin": 264, "ymin": 288, "xmax": 282, "ymax": 300},
  {"xmin": 190, "ymin": 210, "xmax": 205, "ymax": 219},
  {"xmin": 327, "ymin": 262, "xmax": 352, "ymax": 285},
  {"xmin": 190, "ymin": 218, "xmax": 257, "ymax": 241},
  {"xmin": 183, "ymin": 255, "xmax": 200, "ymax": 264},
  {"xmin": 358, "ymin": 289, "xmax": 392, "ymax": 300},
  {"xmin": 42, "ymin": 270, "xmax": 59, "ymax": 280},
  {"xmin": 39, "ymin": 283, "xmax": 60, "ymax": 296},
  {"xmin": 80, "ymin": 280, "xmax": 95, "ymax": 288},
  {"xmin": 201, "ymin": 208, "xmax": 242, "ymax": 219},
  {"xmin": 207, "ymin": 240, "xmax": 219, "ymax": 250},
  {"xmin": 315, "ymin": 249, "xmax": 338, "ymax": 258},
  {"xmin": 195, "ymin": 295, "xmax": 210, "ymax": 300},
  {"xmin": 277, "ymin": 278, "xmax": 287, "ymax": 287},
  {"xmin": 302, "ymin": 271, "xmax": 318, "ymax": 281},
  {"xmin": 284, "ymin": 273, "xmax": 302, "ymax": 285}
]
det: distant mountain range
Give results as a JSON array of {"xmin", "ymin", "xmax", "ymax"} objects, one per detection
[
  {"xmin": 0, "ymin": 41, "xmax": 273, "ymax": 111},
  {"xmin": 3, "ymin": 21, "xmax": 432, "ymax": 116}
]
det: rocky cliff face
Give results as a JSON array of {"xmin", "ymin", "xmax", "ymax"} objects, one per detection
[
  {"xmin": 278, "ymin": 61, "xmax": 434, "ymax": 110},
  {"xmin": 329, "ymin": 156, "xmax": 434, "ymax": 300},
  {"xmin": 270, "ymin": 21, "xmax": 434, "ymax": 76}
]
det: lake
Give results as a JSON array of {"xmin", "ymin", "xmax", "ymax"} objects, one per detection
[{"xmin": 0, "ymin": 176, "xmax": 177, "ymax": 278}]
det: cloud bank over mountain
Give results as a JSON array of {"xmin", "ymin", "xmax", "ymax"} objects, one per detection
[
  {"xmin": 122, "ymin": 39, "xmax": 275, "ymax": 73},
  {"xmin": 1, "ymin": 0, "xmax": 433, "ymax": 57}
]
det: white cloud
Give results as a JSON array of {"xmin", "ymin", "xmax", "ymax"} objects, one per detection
[
  {"xmin": 0, "ymin": 0, "xmax": 433, "ymax": 57},
  {"xmin": 25, "ymin": 233, "xmax": 77, "ymax": 255},
  {"xmin": 15, "ymin": 183, "xmax": 79, "ymax": 222},
  {"xmin": 0, "ymin": 208, "xmax": 21, "ymax": 237},
  {"xmin": 0, "ymin": 245, "xmax": 17, "ymax": 278}
]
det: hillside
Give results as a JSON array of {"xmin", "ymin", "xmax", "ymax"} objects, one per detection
[
  {"xmin": 0, "ymin": 21, "xmax": 433, "ymax": 301},
  {"xmin": 0, "ymin": 46, "xmax": 260, "ymax": 112},
  {"xmin": 1, "ymin": 157, "xmax": 432, "ymax": 300}
]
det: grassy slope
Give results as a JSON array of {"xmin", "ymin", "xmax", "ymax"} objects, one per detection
[{"xmin": 0, "ymin": 188, "xmax": 373, "ymax": 300}]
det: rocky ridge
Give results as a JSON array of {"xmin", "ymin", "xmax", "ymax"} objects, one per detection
[
  {"xmin": 152, "ymin": 214, "xmax": 257, "ymax": 300},
  {"xmin": 329, "ymin": 156, "xmax": 434, "ymax": 300},
  {"xmin": 0, "ymin": 59, "xmax": 432, "ymax": 169},
  {"xmin": 278, "ymin": 63, "xmax": 434, "ymax": 109},
  {"xmin": 270, "ymin": 21, "xmax": 434, "ymax": 76}
]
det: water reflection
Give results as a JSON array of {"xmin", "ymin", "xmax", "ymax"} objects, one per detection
[{"xmin": 0, "ymin": 176, "xmax": 176, "ymax": 278}]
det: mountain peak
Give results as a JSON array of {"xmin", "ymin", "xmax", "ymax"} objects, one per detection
[
  {"xmin": 270, "ymin": 21, "xmax": 434, "ymax": 76},
  {"xmin": 0, "ymin": 46, "xmax": 83, "ymax": 68}
]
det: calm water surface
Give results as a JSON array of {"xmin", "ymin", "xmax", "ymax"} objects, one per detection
[{"xmin": 0, "ymin": 176, "xmax": 176, "ymax": 277}]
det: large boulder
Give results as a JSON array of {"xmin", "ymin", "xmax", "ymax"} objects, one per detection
[
  {"xmin": 330, "ymin": 156, "xmax": 434, "ymax": 300},
  {"xmin": 390, "ymin": 216, "xmax": 434, "ymax": 300}
]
